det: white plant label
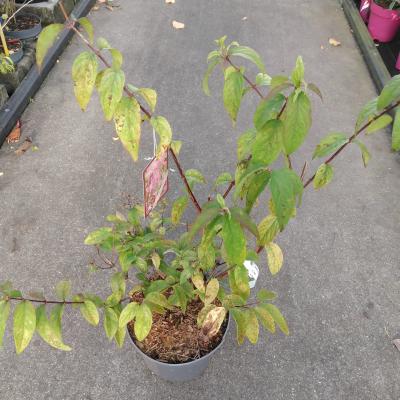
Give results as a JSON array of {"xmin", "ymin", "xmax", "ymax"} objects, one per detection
[{"xmin": 243, "ymin": 260, "xmax": 259, "ymax": 289}]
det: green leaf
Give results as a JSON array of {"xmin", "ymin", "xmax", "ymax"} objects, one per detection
[
  {"xmin": 84, "ymin": 227, "xmax": 113, "ymax": 245},
  {"xmin": 136, "ymin": 87, "xmax": 157, "ymax": 112},
  {"xmin": 262, "ymin": 304, "xmax": 289, "ymax": 335},
  {"xmin": 312, "ymin": 133, "xmax": 348, "ymax": 159},
  {"xmin": 109, "ymin": 48, "xmax": 123, "ymax": 70},
  {"xmin": 257, "ymin": 289, "xmax": 276, "ymax": 302},
  {"xmin": 0, "ymin": 300, "xmax": 10, "ymax": 347},
  {"xmin": 36, "ymin": 23, "xmax": 64, "ymax": 68},
  {"xmin": 55, "ymin": 281, "xmax": 71, "ymax": 301},
  {"xmin": 377, "ymin": 75, "xmax": 400, "ymax": 110},
  {"xmin": 307, "ymin": 82, "xmax": 323, "ymax": 101},
  {"xmin": 185, "ymin": 169, "xmax": 206, "ymax": 187},
  {"xmin": 366, "ymin": 114, "xmax": 393, "ymax": 134},
  {"xmin": 80, "ymin": 300, "xmax": 99, "ymax": 326},
  {"xmin": 71, "ymin": 51, "xmax": 98, "ymax": 111},
  {"xmin": 188, "ymin": 206, "xmax": 221, "ymax": 241},
  {"xmin": 354, "ymin": 140, "xmax": 371, "ymax": 167},
  {"xmin": 229, "ymin": 264, "xmax": 250, "ymax": 300},
  {"xmin": 170, "ymin": 140, "xmax": 182, "ymax": 155},
  {"xmin": 150, "ymin": 116, "xmax": 173, "ymax": 151},
  {"xmin": 256, "ymin": 73, "xmax": 272, "ymax": 86},
  {"xmin": 245, "ymin": 170, "xmax": 271, "ymax": 213},
  {"xmin": 119, "ymin": 302, "xmax": 139, "ymax": 328},
  {"xmin": 254, "ymin": 305, "xmax": 275, "ymax": 333},
  {"xmin": 313, "ymin": 163, "xmax": 334, "ymax": 190},
  {"xmin": 230, "ymin": 207, "xmax": 259, "ymax": 238},
  {"xmin": 78, "ymin": 17, "xmax": 94, "ymax": 44},
  {"xmin": 98, "ymin": 68, "xmax": 125, "ymax": 121},
  {"xmin": 97, "ymin": 37, "xmax": 111, "ymax": 50},
  {"xmin": 265, "ymin": 242, "xmax": 283, "ymax": 275},
  {"xmin": 103, "ymin": 307, "xmax": 118, "ymax": 340},
  {"xmin": 392, "ymin": 108, "xmax": 400, "ymax": 151},
  {"xmin": 134, "ymin": 303, "xmax": 153, "ymax": 341},
  {"xmin": 271, "ymin": 75, "xmax": 290, "ymax": 88},
  {"xmin": 356, "ymin": 98, "xmax": 378, "ymax": 130},
  {"xmin": 253, "ymin": 93, "xmax": 285, "ymax": 131},
  {"xmin": 35, "ymin": 305, "xmax": 71, "ymax": 351},
  {"xmin": 258, "ymin": 215, "xmax": 280, "ymax": 246},
  {"xmin": 245, "ymin": 309, "xmax": 259, "ymax": 344},
  {"xmin": 291, "ymin": 56, "xmax": 304, "ymax": 88},
  {"xmin": 252, "ymin": 119, "xmax": 283, "ymax": 165},
  {"xmin": 228, "ymin": 45, "xmax": 266, "ymax": 72},
  {"xmin": 222, "ymin": 215, "xmax": 246, "ymax": 266},
  {"xmin": 223, "ymin": 66, "xmax": 244, "ymax": 124},
  {"xmin": 215, "ymin": 172, "xmax": 233, "ymax": 187},
  {"xmin": 13, "ymin": 301, "xmax": 36, "ymax": 354},
  {"xmin": 113, "ymin": 306, "xmax": 126, "ymax": 348},
  {"xmin": 49, "ymin": 304, "xmax": 65, "ymax": 340},
  {"xmin": 171, "ymin": 196, "xmax": 188, "ymax": 225},
  {"xmin": 270, "ymin": 168, "xmax": 303, "ymax": 229},
  {"xmin": 171, "ymin": 285, "xmax": 188, "ymax": 313},
  {"xmin": 145, "ymin": 292, "xmax": 172, "ymax": 311},
  {"xmin": 202, "ymin": 57, "xmax": 220, "ymax": 96},
  {"xmin": 237, "ymin": 128, "xmax": 256, "ymax": 160},
  {"xmin": 234, "ymin": 162, "xmax": 268, "ymax": 200},
  {"xmin": 111, "ymin": 272, "xmax": 126, "ymax": 296},
  {"xmin": 281, "ymin": 91, "xmax": 311, "ymax": 154},
  {"xmin": 205, "ymin": 279, "xmax": 219, "ymax": 305},
  {"xmin": 231, "ymin": 308, "xmax": 247, "ymax": 344},
  {"xmin": 114, "ymin": 97, "xmax": 141, "ymax": 161}
]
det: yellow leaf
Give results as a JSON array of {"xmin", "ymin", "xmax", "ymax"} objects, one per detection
[
  {"xmin": 328, "ymin": 38, "xmax": 341, "ymax": 47},
  {"xmin": 172, "ymin": 20, "xmax": 185, "ymax": 29},
  {"xmin": 265, "ymin": 242, "xmax": 283, "ymax": 275}
]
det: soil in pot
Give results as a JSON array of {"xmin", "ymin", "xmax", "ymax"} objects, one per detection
[
  {"xmin": 0, "ymin": 39, "xmax": 23, "ymax": 64},
  {"xmin": 128, "ymin": 292, "xmax": 228, "ymax": 364},
  {"xmin": 7, "ymin": 14, "xmax": 39, "ymax": 32}
]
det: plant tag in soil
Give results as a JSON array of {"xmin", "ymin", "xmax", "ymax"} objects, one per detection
[
  {"xmin": 143, "ymin": 150, "xmax": 169, "ymax": 217},
  {"xmin": 244, "ymin": 260, "xmax": 259, "ymax": 289}
]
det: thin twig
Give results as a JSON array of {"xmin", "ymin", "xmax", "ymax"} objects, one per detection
[{"xmin": 303, "ymin": 99, "xmax": 400, "ymax": 188}]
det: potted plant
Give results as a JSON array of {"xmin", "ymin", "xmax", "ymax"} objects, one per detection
[
  {"xmin": 1, "ymin": 0, "xmax": 42, "ymax": 40},
  {"xmin": 1, "ymin": 5, "xmax": 400, "ymax": 383},
  {"xmin": 368, "ymin": 0, "xmax": 400, "ymax": 42}
]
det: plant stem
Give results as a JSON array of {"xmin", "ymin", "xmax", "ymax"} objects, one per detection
[
  {"xmin": 7, "ymin": 295, "xmax": 130, "ymax": 305},
  {"xmin": 225, "ymin": 56, "xmax": 264, "ymax": 99},
  {"xmin": 169, "ymin": 148, "xmax": 202, "ymax": 213},
  {"xmin": 58, "ymin": 2, "xmax": 202, "ymax": 213},
  {"xmin": 222, "ymin": 180, "xmax": 235, "ymax": 199},
  {"xmin": 303, "ymin": 99, "xmax": 400, "ymax": 188}
]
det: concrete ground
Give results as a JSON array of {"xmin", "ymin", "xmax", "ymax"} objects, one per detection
[{"xmin": 1, "ymin": 0, "xmax": 400, "ymax": 399}]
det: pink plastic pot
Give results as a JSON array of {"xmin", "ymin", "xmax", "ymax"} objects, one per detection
[
  {"xmin": 368, "ymin": 1, "xmax": 400, "ymax": 43},
  {"xmin": 360, "ymin": 0, "xmax": 371, "ymax": 23}
]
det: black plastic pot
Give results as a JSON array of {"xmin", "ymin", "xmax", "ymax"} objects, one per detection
[
  {"xmin": 128, "ymin": 313, "xmax": 231, "ymax": 382},
  {"xmin": 5, "ymin": 13, "xmax": 42, "ymax": 40}
]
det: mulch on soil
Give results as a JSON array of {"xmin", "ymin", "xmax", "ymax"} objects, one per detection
[{"xmin": 128, "ymin": 292, "xmax": 227, "ymax": 364}]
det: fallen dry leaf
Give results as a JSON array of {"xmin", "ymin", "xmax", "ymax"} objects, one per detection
[
  {"xmin": 106, "ymin": 5, "xmax": 113, "ymax": 11},
  {"xmin": 329, "ymin": 38, "xmax": 341, "ymax": 47},
  {"xmin": 242, "ymin": 16, "xmax": 248, "ymax": 21},
  {"xmin": 165, "ymin": 0, "xmax": 175, "ymax": 3},
  {"xmin": 393, "ymin": 339, "xmax": 400, "ymax": 352},
  {"xmin": 172, "ymin": 20, "xmax": 185, "ymax": 29},
  {"xmin": 14, "ymin": 137, "xmax": 32, "ymax": 156},
  {"xmin": 6, "ymin": 120, "xmax": 21, "ymax": 144}
]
